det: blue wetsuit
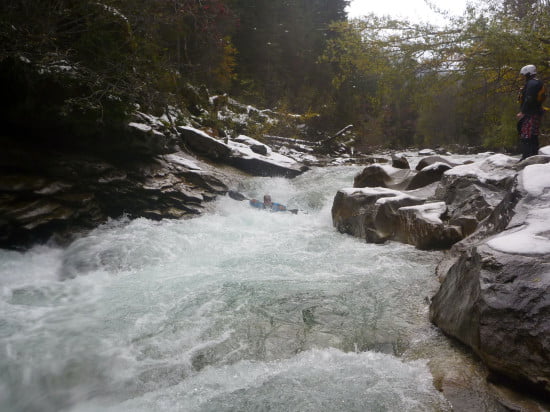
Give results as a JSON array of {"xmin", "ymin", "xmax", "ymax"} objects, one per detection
[{"xmin": 249, "ymin": 199, "xmax": 287, "ymax": 212}]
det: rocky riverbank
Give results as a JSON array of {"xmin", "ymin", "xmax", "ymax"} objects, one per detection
[
  {"xmin": 0, "ymin": 134, "xmax": 227, "ymax": 248},
  {"xmin": 1, "ymin": 55, "xmax": 337, "ymax": 250},
  {"xmin": 1, "ymin": 55, "xmax": 343, "ymax": 250},
  {"xmin": 0, "ymin": 125, "xmax": 317, "ymax": 249},
  {"xmin": 331, "ymin": 148, "xmax": 550, "ymax": 407}
]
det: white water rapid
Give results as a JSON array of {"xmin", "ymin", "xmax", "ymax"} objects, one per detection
[{"xmin": 1, "ymin": 165, "xmax": 475, "ymax": 411}]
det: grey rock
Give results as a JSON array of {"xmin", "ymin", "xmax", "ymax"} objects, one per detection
[
  {"xmin": 353, "ymin": 164, "xmax": 393, "ymax": 188},
  {"xmin": 126, "ymin": 122, "xmax": 177, "ymax": 155},
  {"xmin": 395, "ymin": 202, "xmax": 462, "ymax": 249},
  {"xmin": 0, "ymin": 139, "xmax": 228, "ymax": 249},
  {"xmin": 406, "ymin": 162, "xmax": 452, "ymax": 190},
  {"xmin": 250, "ymin": 144, "xmax": 269, "ymax": 156},
  {"xmin": 331, "ymin": 187, "xmax": 425, "ymax": 243},
  {"xmin": 354, "ymin": 164, "xmax": 416, "ymax": 190},
  {"xmin": 431, "ymin": 242, "xmax": 550, "ymax": 393},
  {"xmin": 178, "ymin": 126, "xmax": 232, "ymax": 160},
  {"xmin": 416, "ymin": 155, "xmax": 460, "ymax": 171},
  {"xmin": 433, "ymin": 154, "xmax": 519, "ymax": 237},
  {"xmin": 178, "ymin": 127, "xmax": 307, "ymax": 178},
  {"xmin": 228, "ymin": 156, "xmax": 307, "ymax": 178},
  {"xmin": 430, "ymin": 161, "xmax": 550, "ymax": 394},
  {"xmin": 332, "ymin": 154, "xmax": 546, "ymax": 252},
  {"xmin": 391, "ymin": 153, "xmax": 410, "ymax": 169}
]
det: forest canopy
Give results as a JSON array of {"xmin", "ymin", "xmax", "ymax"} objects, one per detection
[{"xmin": 1, "ymin": 0, "xmax": 549, "ymax": 151}]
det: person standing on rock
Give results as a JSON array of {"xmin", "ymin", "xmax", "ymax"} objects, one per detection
[{"xmin": 517, "ymin": 64, "xmax": 546, "ymax": 160}]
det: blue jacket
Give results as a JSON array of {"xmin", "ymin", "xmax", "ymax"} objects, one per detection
[{"xmin": 249, "ymin": 199, "xmax": 287, "ymax": 212}]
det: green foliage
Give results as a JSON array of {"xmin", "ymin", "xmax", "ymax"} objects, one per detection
[
  {"xmin": 3, "ymin": 0, "xmax": 550, "ymax": 153},
  {"xmin": 320, "ymin": 1, "xmax": 550, "ymax": 151},
  {"xmin": 1, "ymin": 0, "xmax": 350, "ymax": 136},
  {"xmin": 321, "ymin": 17, "xmax": 432, "ymax": 148},
  {"xmin": 229, "ymin": 0, "xmax": 349, "ymax": 111}
]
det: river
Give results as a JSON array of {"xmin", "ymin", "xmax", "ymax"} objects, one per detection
[{"xmin": 1, "ymin": 164, "xmax": 493, "ymax": 411}]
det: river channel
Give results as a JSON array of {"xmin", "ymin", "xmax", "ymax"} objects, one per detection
[{"xmin": 1, "ymin": 163, "xmax": 500, "ymax": 411}]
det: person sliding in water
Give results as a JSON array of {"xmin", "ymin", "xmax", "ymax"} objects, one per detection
[{"xmin": 249, "ymin": 194, "xmax": 288, "ymax": 212}]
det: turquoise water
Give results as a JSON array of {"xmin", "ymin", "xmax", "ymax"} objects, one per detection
[{"xmin": 0, "ymin": 166, "xmax": 452, "ymax": 411}]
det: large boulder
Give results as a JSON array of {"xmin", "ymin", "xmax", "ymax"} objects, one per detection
[
  {"xmin": 332, "ymin": 154, "xmax": 540, "ymax": 251},
  {"xmin": 124, "ymin": 122, "xmax": 178, "ymax": 156},
  {"xmin": 430, "ymin": 161, "xmax": 550, "ymax": 394},
  {"xmin": 395, "ymin": 202, "xmax": 462, "ymax": 249},
  {"xmin": 228, "ymin": 139, "xmax": 308, "ymax": 177},
  {"xmin": 331, "ymin": 187, "xmax": 465, "ymax": 249},
  {"xmin": 178, "ymin": 126, "xmax": 233, "ymax": 160},
  {"xmin": 331, "ymin": 187, "xmax": 425, "ymax": 243},
  {"xmin": 178, "ymin": 127, "xmax": 307, "ymax": 178},
  {"xmin": 353, "ymin": 164, "xmax": 416, "ymax": 190},
  {"xmin": 433, "ymin": 154, "xmax": 518, "ymax": 237},
  {"xmin": 391, "ymin": 153, "xmax": 410, "ymax": 169},
  {"xmin": 353, "ymin": 164, "xmax": 393, "ymax": 188}
]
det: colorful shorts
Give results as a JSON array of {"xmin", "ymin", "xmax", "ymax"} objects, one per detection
[{"xmin": 519, "ymin": 114, "xmax": 541, "ymax": 139}]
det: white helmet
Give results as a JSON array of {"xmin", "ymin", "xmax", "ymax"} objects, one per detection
[{"xmin": 520, "ymin": 64, "xmax": 537, "ymax": 76}]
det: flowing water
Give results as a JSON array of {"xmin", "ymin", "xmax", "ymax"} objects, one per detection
[{"xmin": 1, "ymin": 165, "xmax": 485, "ymax": 411}]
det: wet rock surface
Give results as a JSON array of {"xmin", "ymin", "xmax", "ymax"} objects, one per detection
[
  {"xmin": 353, "ymin": 164, "xmax": 416, "ymax": 190},
  {"xmin": 332, "ymin": 187, "xmax": 425, "ymax": 242},
  {"xmin": 0, "ymin": 136, "xmax": 229, "ymax": 249},
  {"xmin": 332, "ymin": 153, "xmax": 525, "ymax": 251},
  {"xmin": 0, "ymin": 103, "xmax": 314, "ymax": 249},
  {"xmin": 178, "ymin": 126, "xmax": 308, "ymax": 178},
  {"xmin": 395, "ymin": 202, "xmax": 462, "ymax": 250},
  {"xmin": 415, "ymin": 155, "xmax": 460, "ymax": 171},
  {"xmin": 406, "ymin": 162, "xmax": 452, "ymax": 190},
  {"xmin": 391, "ymin": 153, "xmax": 410, "ymax": 169},
  {"xmin": 430, "ymin": 160, "xmax": 550, "ymax": 395},
  {"xmin": 333, "ymin": 150, "xmax": 550, "ymax": 401}
]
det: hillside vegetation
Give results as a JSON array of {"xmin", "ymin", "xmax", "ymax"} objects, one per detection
[{"xmin": 1, "ymin": 0, "xmax": 549, "ymax": 152}]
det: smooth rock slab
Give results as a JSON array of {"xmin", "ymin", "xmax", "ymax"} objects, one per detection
[
  {"xmin": 178, "ymin": 127, "xmax": 306, "ymax": 178},
  {"xmin": 430, "ymin": 162, "xmax": 550, "ymax": 394},
  {"xmin": 430, "ymin": 243, "xmax": 550, "ymax": 393}
]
